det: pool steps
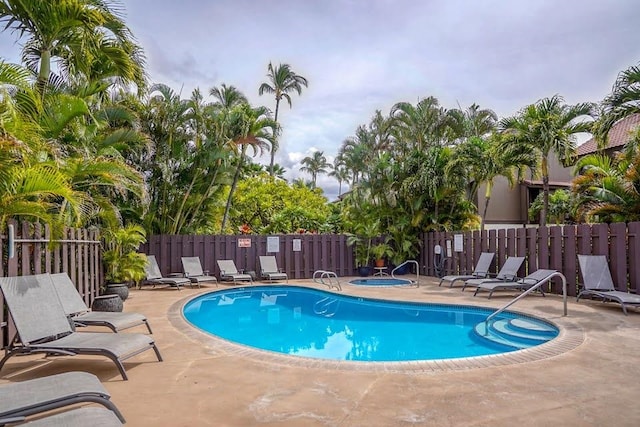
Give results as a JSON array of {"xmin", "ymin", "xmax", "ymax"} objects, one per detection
[{"xmin": 473, "ymin": 317, "xmax": 558, "ymax": 350}]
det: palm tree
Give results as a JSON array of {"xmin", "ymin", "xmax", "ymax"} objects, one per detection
[
  {"xmin": 220, "ymin": 104, "xmax": 276, "ymax": 232},
  {"xmin": 448, "ymin": 103, "xmax": 498, "ymax": 139},
  {"xmin": 299, "ymin": 151, "xmax": 329, "ymax": 188},
  {"xmin": 499, "ymin": 95, "xmax": 595, "ymax": 226},
  {"xmin": 447, "ymin": 135, "xmax": 534, "ymax": 230},
  {"xmin": 328, "ymin": 157, "xmax": 351, "ymax": 197},
  {"xmin": 596, "ymin": 63, "xmax": 640, "ymax": 146},
  {"xmin": 0, "ymin": 0, "xmax": 145, "ymax": 91},
  {"xmin": 390, "ymin": 96, "xmax": 455, "ymax": 153},
  {"xmin": 572, "ymin": 152, "xmax": 640, "ymax": 223},
  {"xmin": 258, "ymin": 62, "xmax": 308, "ymax": 175}
]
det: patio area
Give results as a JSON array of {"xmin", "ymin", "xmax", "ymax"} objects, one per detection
[{"xmin": 2, "ymin": 276, "xmax": 640, "ymax": 426}]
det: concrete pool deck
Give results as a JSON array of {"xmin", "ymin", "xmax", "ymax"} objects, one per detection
[{"xmin": 2, "ymin": 276, "xmax": 640, "ymax": 426}]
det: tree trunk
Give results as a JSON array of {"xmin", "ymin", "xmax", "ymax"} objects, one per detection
[
  {"xmin": 540, "ymin": 157, "xmax": 549, "ymax": 227},
  {"xmin": 481, "ymin": 182, "xmax": 494, "ymax": 231},
  {"xmin": 221, "ymin": 147, "xmax": 246, "ymax": 232},
  {"xmin": 269, "ymin": 98, "xmax": 281, "ymax": 176}
]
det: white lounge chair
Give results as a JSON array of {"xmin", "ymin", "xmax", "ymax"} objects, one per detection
[
  {"xmin": 439, "ymin": 252, "xmax": 495, "ymax": 287},
  {"xmin": 258, "ymin": 256, "xmax": 288, "ymax": 282},
  {"xmin": 461, "ymin": 256, "xmax": 525, "ymax": 292},
  {"xmin": 0, "ymin": 274, "xmax": 163, "ymax": 381},
  {"xmin": 143, "ymin": 254, "xmax": 191, "ymax": 290},
  {"xmin": 0, "ymin": 371, "xmax": 125, "ymax": 424},
  {"xmin": 577, "ymin": 254, "xmax": 640, "ymax": 315},
  {"xmin": 217, "ymin": 260, "xmax": 253, "ymax": 284},
  {"xmin": 181, "ymin": 256, "xmax": 218, "ymax": 287},
  {"xmin": 473, "ymin": 269, "xmax": 555, "ymax": 298},
  {"xmin": 50, "ymin": 272, "xmax": 152, "ymax": 334}
]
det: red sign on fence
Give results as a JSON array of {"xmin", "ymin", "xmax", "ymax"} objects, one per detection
[{"xmin": 238, "ymin": 238, "xmax": 251, "ymax": 248}]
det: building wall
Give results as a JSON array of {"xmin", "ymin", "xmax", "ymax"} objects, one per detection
[{"xmin": 475, "ymin": 152, "xmax": 572, "ymax": 225}]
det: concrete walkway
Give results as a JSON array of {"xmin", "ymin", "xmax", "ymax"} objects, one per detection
[{"xmin": 2, "ymin": 277, "xmax": 640, "ymax": 426}]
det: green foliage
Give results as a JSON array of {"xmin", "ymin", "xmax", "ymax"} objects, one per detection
[
  {"xmin": 528, "ymin": 189, "xmax": 574, "ymax": 224},
  {"xmin": 103, "ymin": 224, "xmax": 147, "ymax": 285},
  {"xmin": 228, "ymin": 173, "xmax": 331, "ymax": 234}
]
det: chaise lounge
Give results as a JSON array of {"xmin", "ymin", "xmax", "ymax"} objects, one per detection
[
  {"xmin": 143, "ymin": 254, "xmax": 191, "ymax": 290},
  {"xmin": 0, "ymin": 371, "xmax": 125, "ymax": 424},
  {"xmin": 438, "ymin": 252, "xmax": 494, "ymax": 287},
  {"xmin": 461, "ymin": 256, "xmax": 525, "ymax": 292},
  {"xmin": 50, "ymin": 272, "xmax": 152, "ymax": 334},
  {"xmin": 181, "ymin": 256, "xmax": 218, "ymax": 287},
  {"xmin": 217, "ymin": 260, "xmax": 253, "ymax": 284},
  {"xmin": 577, "ymin": 254, "xmax": 640, "ymax": 315},
  {"xmin": 258, "ymin": 256, "xmax": 288, "ymax": 283},
  {"xmin": 472, "ymin": 269, "xmax": 555, "ymax": 298},
  {"xmin": 0, "ymin": 274, "xmax": 163, "ymax": 381}
]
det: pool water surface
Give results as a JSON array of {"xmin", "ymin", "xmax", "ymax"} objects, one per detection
[{"xmin": 182, "ymin": 286, "xmax": 558, "ymax": 362}]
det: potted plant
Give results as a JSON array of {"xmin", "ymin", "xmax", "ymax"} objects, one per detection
[
  {"xmin": 371, "ymin": 241, "xmax": 392, "ymax": 267},
  {"xmin": 103, "ymin": 224, "xmax": 148, "ymax": 300},
  {"xmin": 387, "ymin": 220, "xmax": 420, "ymax": 275},
  {"xmin": 346, "ymin": 219, "xmax": 380, "ymax": 277}
]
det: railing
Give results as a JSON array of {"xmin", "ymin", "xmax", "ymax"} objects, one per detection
[
  {"xmin": 312, "ymin": 270, "xmax": 341, "ymax": 290},
  {"xmin": 484, "ymin": 271, "xmax": 568, "ymax": 333},
  {"xmin": 391, "ymin": 260, "xmax": 420, "ymax": 286}
]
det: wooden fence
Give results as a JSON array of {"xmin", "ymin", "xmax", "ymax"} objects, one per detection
[
  {"xmin": 421, "ymin": 222, "xmax": 640, "ymax": 297},
  {"xmin": 144, "ymin": 222, "xmax": 639, "ymax": 298},
  {"xmin": 1, "ymin": 220, "xmax": 102, "ymax": 348},
  {"xmin": 141, "ymin": 234, "xmax": 354, "ymax": 280}
]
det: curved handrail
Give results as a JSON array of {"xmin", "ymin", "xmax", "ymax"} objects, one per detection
[
  {"xmin": 484, "ymin": 271, "xmax": 567, "ymax": 333},
  {"xmin": 391, "ymin": 260, "xmax": 420, "ymax": 286},
  {"xmin": 312, "ymin": 270, "xmax": 341, "ymax": 291}
]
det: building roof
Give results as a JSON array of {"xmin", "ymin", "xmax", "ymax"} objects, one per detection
[{"xmin": 577, "ymin": 114, "xmax": 640, "ymax": 156}]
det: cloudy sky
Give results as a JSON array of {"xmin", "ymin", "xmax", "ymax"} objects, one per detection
[{"xmin": 1, "ymin": 0, "xmax": 638, "ymax": 200}]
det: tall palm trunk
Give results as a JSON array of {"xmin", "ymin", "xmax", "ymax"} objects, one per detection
[
  {"xmin": 269, "ymin": 98, "xmax": 281, "ymax": 176},
  {"xmin": 221, "ymin": 146, "xmax": 246, "ymax": 232},
  {"xmin": 481, "ymin": 181, "xmax": 494, "ymax": 231},
  {"xmin": 540, "ymin": 157, "xmax": 549, "ymax": 227}
]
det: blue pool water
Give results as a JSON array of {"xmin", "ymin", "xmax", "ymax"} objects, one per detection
[
  {"xmin": 350, "ymin": 278, "xmax": 413, "ymax": 286},
  {"xmin": 183, "ymin": 286, "xmax": 558, "ymax": 362}
]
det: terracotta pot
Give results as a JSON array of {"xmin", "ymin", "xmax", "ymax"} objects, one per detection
[{"xmin": 375, "ymin": 258, "xmax": 385, "ymax": 267}]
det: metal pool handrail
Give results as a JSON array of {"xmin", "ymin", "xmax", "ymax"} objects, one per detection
[
  {"xmin": 391, "ymin": 260, "xmax": 420, "ymax": 286},
  {"xmin": 484, "ymin": 271, "xmax": 567, "ymax": 332},
  {"xmin": 312, "ymin": 270, "xmax": 341, "ymax": 291}
]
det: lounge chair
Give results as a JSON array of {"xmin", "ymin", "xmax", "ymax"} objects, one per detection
[
  {"xmin": 473, "ymin": 269, "xmax": 555, "ymax": 298},
  {"xmin": 258, "ymin": 256, "xmax": 288, "ymax": 283},
  {"xmin": 12, "ymin": 407, "xmax": 123, "ymax": 426},
  {"xmin": 0, "ymin": 371, "xmax": 125, "ymax": 424},
  {"xmin": 438, "ymin": 252, "xmax": 495, "ymax": 287},
  {"xmin": 217, "ymin": 260, "xmax": 253, "ymax": 284},
  {"xmin": 0, "ymin": 274, "xmax": 163, "ymax": 381},
  {"xmin": 461, "ymin": 256, "xmax": 525, "ymax": 292},
  {"xmin": 142, "ymin": 254, "xmax": 191, "ymax": 290},
  {"xmin": 181, "ymin": 256, "xmax": 218, "ymax": 288},
  {"xmin": 577, "ymin": 254, "xmax": 640, "ymax": 315},
  {"xmin": 50, "ymin": 272, "xmax": 152, "ymax": 334}
]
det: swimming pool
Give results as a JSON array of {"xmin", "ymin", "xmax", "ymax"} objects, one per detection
[
  {"xmin": 182, "ymin": 286, "xmax": 558, "ymax": 362},
  {"xmin": 349, "ymin": 278, "xmax": 414, "ymax": 286}
]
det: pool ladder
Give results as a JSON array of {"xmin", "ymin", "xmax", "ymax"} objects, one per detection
[
  {"xmin": 391, "ymin": 260, "xmax": 420, "ymax": 286},
  {"xmin": 312, "ymin": 270, "xmax": 341, "ymax": 291},
  {"xmin": 313, "ymin": 297, "xmax": 339, "ymax": 317}
]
